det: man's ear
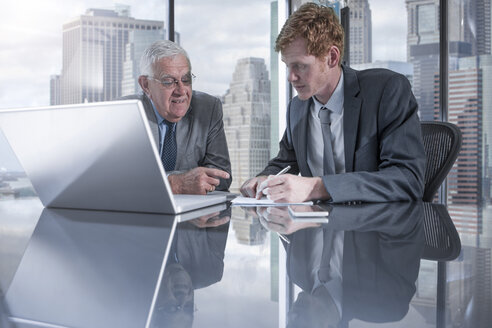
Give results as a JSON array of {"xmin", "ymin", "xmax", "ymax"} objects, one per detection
[
  {"xmin": 327, "ymin": 46, "xmax": 341, "ymax": 68},
  {"xmin": 138, "ymin": 76, "xmax": 151, "ymax": 96}
]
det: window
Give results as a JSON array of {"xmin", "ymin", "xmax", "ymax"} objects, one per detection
[
  {"xmin": 175, "ymin": 0, "xmax": 273, "ymax": 193},
  {"xmin": 0, "ymin": 0, "xmax": 166, "ymax": 190}
]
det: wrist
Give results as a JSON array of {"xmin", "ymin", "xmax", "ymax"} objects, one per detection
[
  {"xmin": 309, "ymin": 177, "xmax": 331, "ymax": 201},
  {"xmin": 168, "ymin": 174, "xmax": 182, "ymax": 194}
]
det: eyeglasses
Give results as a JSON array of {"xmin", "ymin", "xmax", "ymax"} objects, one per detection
[{"xmin": 147, "ymin": 73, "xmax": 196, "ymax": 89}]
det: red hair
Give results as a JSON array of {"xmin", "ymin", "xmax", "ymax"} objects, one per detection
[{"xmin": 275, "ymin": 3, "xmax": 344, "ymax": 64}]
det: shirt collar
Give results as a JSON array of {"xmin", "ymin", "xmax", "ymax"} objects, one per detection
[
  {"xmin": 149, "ymin": 97, "xmax": 166, "ymax": 125},
  {"xmin": 312, "ymin": 70, "xmax": 344, "ymax": 116}
]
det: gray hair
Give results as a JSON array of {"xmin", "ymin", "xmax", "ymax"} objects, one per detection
[{"xmin": 139, "ymin": 40, "xmax": 191, "ymax": 77}]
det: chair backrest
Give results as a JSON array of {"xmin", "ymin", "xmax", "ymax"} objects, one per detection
[
  {"xmin": 421, "ymin": 202, "xmax": 461, "ymax": 261},
  {"xmin": 421, "ymin": 121, "xmax": 462, "ymax": 202}
]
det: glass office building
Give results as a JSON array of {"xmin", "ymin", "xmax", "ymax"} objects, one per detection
[{"xmin": 57, "ymin": 6, "xmax": 165, "ymax": 104}]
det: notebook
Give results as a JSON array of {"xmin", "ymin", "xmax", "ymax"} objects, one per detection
[{"xmin": 0, "ymin": 100, "xmax": 226, "ymax": 214}]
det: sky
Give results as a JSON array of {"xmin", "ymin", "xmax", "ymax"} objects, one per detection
[{"xmin": 0, "ymin": 0, "xmax": 407, "ymax": 170}]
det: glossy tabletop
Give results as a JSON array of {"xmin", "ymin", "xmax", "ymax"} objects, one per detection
[{"xmin": 0, "ymin": 195, "xmax": 490, "ymax": 328}]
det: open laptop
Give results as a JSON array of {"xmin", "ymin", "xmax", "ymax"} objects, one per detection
[{"xmin": 0, "ymin": 100, "xmax": 226, "ymax": 214}]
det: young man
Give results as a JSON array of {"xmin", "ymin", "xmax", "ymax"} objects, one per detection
[{"xmin": 240, "ymin": 3, "xmax": 425, "ymax": 203}]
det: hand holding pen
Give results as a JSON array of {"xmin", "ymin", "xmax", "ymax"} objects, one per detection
[{"xmin": 255, "ymin": 165, "xmax": 291, "ymax": 199}]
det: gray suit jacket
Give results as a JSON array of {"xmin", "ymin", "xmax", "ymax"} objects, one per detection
[
  {"xmin": 260, "ymin": 65, "xmax": 426, "ymax": 202},
  {"xmin": 123, "ymin": 91, "xmax": 232, "ymax": 191}
]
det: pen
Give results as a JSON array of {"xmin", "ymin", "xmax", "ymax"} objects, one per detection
[
  {"xmin": 276, "ymin": 165, "xmax": 291, "ymax": 176},
  {"xmin": 256, "ymin": 165, "xmax": 292, "ymax": 198},
  {"xmin": 277, "ymin": 232, "xmax": 291, "ymax": 244}
]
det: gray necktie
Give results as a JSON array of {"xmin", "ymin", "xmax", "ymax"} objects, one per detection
[
  {"xmin": 317, "ymin": 228, "xmax": 336, "ymax": 283},
  {"xmin": 318, "ymin": 107, "xmax": 336, "ymax": 175}
]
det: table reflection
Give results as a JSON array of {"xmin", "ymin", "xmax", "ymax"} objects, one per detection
[
  {"xmin": 147, "ymin": 207, "xmax": 231, "ymax": 328},
  {"xmin": 2, "ymin": 205, "xmax": 231, "ymax": 328},
  {"xmin": 0, "ymin": 200, "xmax": 463, "ymax": 328},
  {"xmin": 255, "ymin": 202, "xmax": 426, "ymax": 328}
]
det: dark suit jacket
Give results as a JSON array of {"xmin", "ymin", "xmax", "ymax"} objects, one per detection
[
  {"xmin": 123, "ymin": 92, "xmax": 232, "ymax": 191},
  {"xmin": 173, "ymin": 218, "xmax": 230, "ymax": 289},
  {"xmin": 260, "ymin": 65, "xmax": 426, "ymax": 202},
  {"xmin": 285, "ymin": 202, "xmax": 424, "ymax": 326}
]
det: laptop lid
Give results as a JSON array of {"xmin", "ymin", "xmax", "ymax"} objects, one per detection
[{"xmin": 0, "ymin": 100, "xmax": 226, "ymax": 214}]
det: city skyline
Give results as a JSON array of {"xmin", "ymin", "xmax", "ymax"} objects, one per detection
[{"xmin": 0, "ymin": 0, "xmax": 408, "ymax": 110}]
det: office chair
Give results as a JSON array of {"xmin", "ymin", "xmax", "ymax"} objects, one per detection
[
  {"xmin": 421, "ymin": 202, "xmax": 461, "ymax": 261},
  {"xmin": 421, "ymin": 121, "xmax": 462, "ymax": 202},
  {"xmin": 421, "ymin": 202, "xmax": 461, "ymax": 328}
]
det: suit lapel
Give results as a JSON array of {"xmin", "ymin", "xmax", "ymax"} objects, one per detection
[
  {"xmin": 175, "ymin": 98, "xmax": 194, "ymax": 169},
  {"xmin": 342, "ymin": 66, "xmax": 362, "ymax": 173}
]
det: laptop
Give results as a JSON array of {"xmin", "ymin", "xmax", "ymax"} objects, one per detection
[
  {"xmin": 4, "ymin": 207, "xmax": 177, "ymax": 328},
  {"xmin": 0, "ymin": 100, "xmax": 226, "ymax": 214}
]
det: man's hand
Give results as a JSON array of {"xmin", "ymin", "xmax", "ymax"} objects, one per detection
[
  {"xmin": 168, "ymin": 167, "xmax": 230, "ymax": 195},
  {"xmin": 240, "ymin": 176, "xmax": 268, "ymax": 198},
  {"xmin": 258, "ymin": 174, "xmax": 330, "ymax": 203},
  {"xmin": 257, "ymin": 207, "xmax": 321, "ymax": 235},
  {"xmin": 189, "ymin": 213, "xmax": 231, "ymax": 228}
]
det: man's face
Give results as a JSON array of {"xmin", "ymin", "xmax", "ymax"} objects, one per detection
[
  {"xmin": 142, "ymin": 54, "xmax": 193, "ymax": 123},
  {"xmin": 281, "ymin": 37, "xmax": 338, "ymax": 104}
]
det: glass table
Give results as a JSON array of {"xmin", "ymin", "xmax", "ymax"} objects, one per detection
[{"xmin": 0, "ymin": 196, "xmax": 489, "ymax": 328}]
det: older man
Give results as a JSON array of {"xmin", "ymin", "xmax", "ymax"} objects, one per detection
[
  {"xmin": 240, "ymin": 3, "xmax": 425, "ymax": 203},
  {"xmin": 125, "ymin": 40, "xmax": 231, "ymax": 195}
]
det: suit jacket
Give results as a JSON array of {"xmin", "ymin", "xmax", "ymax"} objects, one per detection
[
  {"xmin": 173, "ymin": 214, "xmax": 230, "ymax": 289},
  {"xmin": 123, "ymin": 91, "xmax": 232, "ymax": 191},
  {"xmin": 285, "ymin": 202, "xmax": 424, "ymax": 326},
  {"xmin": 260, "ymin": 65, "xmax": 426, "ymax": 202}
]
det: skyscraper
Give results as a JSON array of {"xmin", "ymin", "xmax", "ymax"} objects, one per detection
[
  {"xmin": 439, "ymin": 65, "xmax": 483, "ymax": 232},
  {"xmin": 347, "ymin": 0, "xmax": 372, "ymax": 65},
  {"xmin": 476, "ymin": 0, "xmax": 492, "ymax": 55},
  {"xmin": 57, "ymin": 6, "xmax": 165, "ymax": 105},
  {"xmin": 405, "ymin": 0, "xmax": 475, "ymax": 120},
  {"xmin": 223, "ymin": 57, "xmax": 271, "ymax": 193},
  {"xmin": 50, "ymin": 75, "xmax": 61, "ymax": 106},
  {"xmin": 121, "ymin": 29, "xmax": 166, "ymax": 96}
]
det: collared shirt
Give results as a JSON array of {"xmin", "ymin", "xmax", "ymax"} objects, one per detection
[
  {"xmin": 307, "ymin": 71, "xmax": 346, "ymax": 177},
  {"xmin": 149, "ymin": 98, "xmax": 169, "ymax": 157}
]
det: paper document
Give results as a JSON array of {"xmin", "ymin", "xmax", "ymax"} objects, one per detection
[{"xmin": 231, "ymin": 196, "xmax": 313, "ymax": 206}]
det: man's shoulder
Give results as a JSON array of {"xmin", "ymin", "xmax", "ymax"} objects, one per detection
[
  {"xmin": 192, "ymin": 90, "xmax": 220, "ymax": 104},
  {"xmin": 190, "ymin": 90, "xmax": 222, "ymax": 115},
  {"xmin": 348, "ymin": 66, "xmax": 407, "ymax": 84}
]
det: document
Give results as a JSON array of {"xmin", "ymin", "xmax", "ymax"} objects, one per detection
[{"xmin": 230, "ymin": 196, "xmax": 313, "ymax": 207}]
